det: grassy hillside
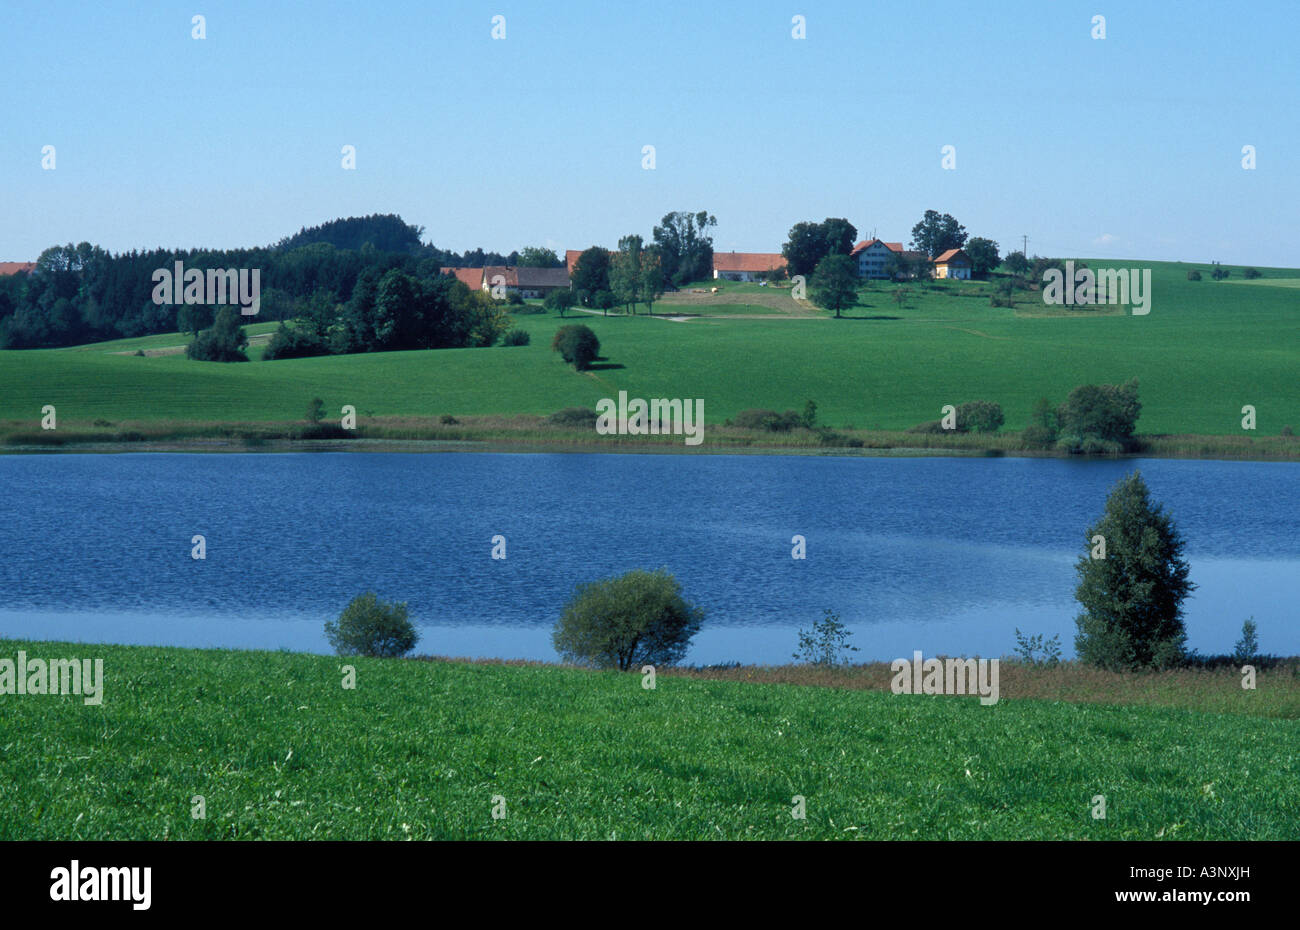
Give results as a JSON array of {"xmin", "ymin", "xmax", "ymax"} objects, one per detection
[
  {"xmin": 0, "ymin": 260, "xmax": 1296, "ymax": 436},
  {"xmin": 1, "ymin": 639, "xmax": 1296, "ymax": 840}
]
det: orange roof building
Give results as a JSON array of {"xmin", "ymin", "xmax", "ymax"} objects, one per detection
[
  {"xmin": 441, "ymin": 266, "xmax": 485, "ymax": 290},
  {"xmin": 712, "ymin": 251, "xmax": 787, "ymax": 281},
  {"xmin": 933, "ymin": 248, "xmax": 972, "ymax": 279}
]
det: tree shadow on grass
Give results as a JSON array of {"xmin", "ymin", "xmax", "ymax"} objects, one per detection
[
  {"xmin": 586, "ymin": 359, "xmax": 625, "ymax": 371},
  {"xmin": 834, "ymin": 314, "xmax": 901, "ymax": 321}
]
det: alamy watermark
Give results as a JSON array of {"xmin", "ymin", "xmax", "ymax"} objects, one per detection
[
  {"xmin": 890, "ymin": 651, "xmax": 999, "ymax": 705},
  {"xmin": 50, "ymin": 860, "xmax": 150, "ymax": 910},
  {"xmin": 596, "ymin": 390, "xmax": 704, "ymax": 446},
  {"xmin": 152, "ymin": 260, "xmax": 261, "ymax": 315},
  {"xmin": 0, "ymin": 650, "xmax": 103, "ymax": 705},
  {"xmin": 1042, "ymin": 260, "xmax": 1150, "ymax": 315}
]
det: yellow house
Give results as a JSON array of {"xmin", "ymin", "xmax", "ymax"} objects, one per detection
[{"xmin": 934, "ymin": 248, "xmax": 972, "ymax": 280}]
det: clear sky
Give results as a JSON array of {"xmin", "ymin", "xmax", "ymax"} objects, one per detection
[{"xmin": 3, "ymin": 0, "xmax": 1296, "ymax": 265}]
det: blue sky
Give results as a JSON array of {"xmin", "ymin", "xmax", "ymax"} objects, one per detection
[{"xmin": 3, "ymin": 0, "xmax": 1296, "ymax": 265}]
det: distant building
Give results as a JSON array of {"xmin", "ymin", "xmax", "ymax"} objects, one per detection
[
  {"xmin": 934, "ymin": 249, "xmax": 972, "ymax": 280},
  {"xmin": 0, "ymin": 262, "xmax": 36, "ymax": 276},
  {"xmin": 712, "ymin": 251, "xmax": 787, "ymax": 282},
  {"xmin": 508, "ymin": 267, "xmax": 571, "ymax": 298},
  {"xmin": 441, "ymin": 267, "xmax": 485, "ymax": 291},
  {"xmin": 849, "ymin": 240, "xmax": 905, "ymax": 279},
  {"xmin": 848, "ymin": 241, "xmax": 940, "ymax": 279},
  {"xmin": 449, "ymin": 266, "xmax": 570, "ymax": 299}
]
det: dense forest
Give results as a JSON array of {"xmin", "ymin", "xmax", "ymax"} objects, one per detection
[{"xmin": 0, "ymin": 214, "xmax": 523, "ymax": 349}]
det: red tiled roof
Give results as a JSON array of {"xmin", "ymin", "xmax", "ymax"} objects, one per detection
[
  {"xmin": 0, "ymin": 261, "xmax": 36, "ymax": 276},
  {"xmin": 849, "ymin": 240, "xmax": 903, "ymax": 257},
  {"xmin": 712, "ymin": 251, "xmax": 787, "ymax": 273},
  {"xmin": 441, "ymin": 266, "xmax": 485, "ymax": 290},
  {"xmin": 481, "ymin": 266, "xmax": 516, "ymax": 287},
  {"xmin": 934, "ymin": 249, "xmax": 970, "ymax": 264}
]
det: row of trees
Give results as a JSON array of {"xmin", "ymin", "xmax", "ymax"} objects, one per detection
[
  {"xmin": 898, "ymin": 379, "xmax": 1141, "ymax": 451},
  {"xmin": 781, "ymin": 211, "xmax": 1002, "ymax": 280},
  {"xmin": 567, "ymin": 209, "xmax": 717, "ymax": 310},
  {"xmin": 261, "ymin": 267, "xmax": 510, "ymax": 360},
  {"xmin": 0, "ymin": 214, "xmax": 563, "ymax": 349},
  {"xmin": 329, "ymin": 470, "xmax": 1196, "ymax": 676}
]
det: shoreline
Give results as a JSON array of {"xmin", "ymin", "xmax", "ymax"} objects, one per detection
[
  {"xmin": 2, "ymin": 634, "xmax": 1297, "ymax": 718},
  {"xmin": 2, "ymin": 424, "xmax": 1298, "ymax": 462}
]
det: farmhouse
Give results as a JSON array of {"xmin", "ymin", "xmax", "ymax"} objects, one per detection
[
  {"xmin": 442, "ymin": 266, "xmax": 571, "ymax": 298},
  {"xmin": 441, "ymin": 267, "xmax": 484, "ymax": 290},
  {"xmin": 0, "ymin": 261, "xmax": 37, "ymax": 276},
  {"xmin": 712, "ymin": 251, "xmax": 786, "ymax": 282},
  {"xmin": 850, "ymin": 240, "xmax": 904, "ymax": 279},
  {"xmin": 934, "ymin": 248, "xmax": 972, "ymax": 280},
  {"xmin": 848, "ymin": 240, "xmax": 931, "ymax": 279}
]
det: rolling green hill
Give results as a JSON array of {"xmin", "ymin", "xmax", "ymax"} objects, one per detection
[{"xmin": 0, "ymin": 260, "xmax": 1295, "ymax": 437}]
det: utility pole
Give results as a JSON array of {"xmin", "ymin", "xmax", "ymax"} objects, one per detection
[{"xmin": 1022, "ymin": 234, "xmax": 1028, "ymax": 257}]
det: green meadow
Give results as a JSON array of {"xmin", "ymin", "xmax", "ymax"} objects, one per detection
[
  {"xmin": 0, "ymin": 260, "xmax": 1296, "ymax": 438},
  {"xmin": 1, "ymin": 640, "xmax": 1297, "ymax": 841}
]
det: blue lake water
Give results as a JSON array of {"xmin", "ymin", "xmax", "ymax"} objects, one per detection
[{"xmin": 0, "ymin": 452, "xmax": 1295, "ymax": 664}]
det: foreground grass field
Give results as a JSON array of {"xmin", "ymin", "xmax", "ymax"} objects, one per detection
[
  {"xmin": 2, "ymin": 639, "xmax": 1296, "ymax": 840},
  {"xmin": 0, "ymin": 260, "xmax": 1296, "ymax": 439}
]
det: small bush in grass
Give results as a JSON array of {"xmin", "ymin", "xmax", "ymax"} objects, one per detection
[
  {"xmin": 794, "ymin": 609, "xmax": 859, "ymax": 667},
  {"xmin": 551, "ymin": 324, "xmax": 600, "ymax": 370},
  {"xmin": 733, "ymin": 408, "xmax": 802, "ymax": 431},
  {"xmin": 1013, "ymin": 629, "xmax": 1062, "ymax": 666},
  {"xmin": 1233, "ymin": 618, "xmax": 1260, "ymax": 664},
  {"xmin": 186, "ymin": 308, "xmax": 249, "ymax": 362},
  {"xmin": 547, "ymin": 406, "xmax": 598, "ymax": 428},
  {"xmin": 906, "ymin": 419, "xmax": 947, "ymax": 434},
  {"xmin": 1187, "ymin": 269, "xmax": 1202, "ymax": 281},
  {"xmin": 298, "ymin": 422, "xmax": 352, "ymax": 440},
  {"xmin": 956, "ymin": 400, "xmax": 1004, "ymax": 433},
  {"xmin": 439, "ymin": 414, "xmax": 458, "ymax": 425},
  {"xmin": 506, "ymin": 290, "xmax": 525, "ymax": 305},
  {"xmin": 1243, "ymin": 267, "xmax": 1261, "ymax": 279},
  {"xmin": 1022, "ymin": 397, "xmax": 1059, "ymax": 448},
  {"xmin": 133, "ymin": 349, "xmax": 145, "ymax": 356},
  {"xmin": 990, "ymin": 278, "xmax": 1017, "ymax": 307},
  {"xmin": 544, "ymin": 289, "xmax": 577, "ymax": 317},
  {"xmin": 502, "ymin": 329, "xmax": 530, "ymax": 346},
  {"xmin": 1056, "ymin": 378, "xmax": 1141, "ymax": 451},
  {"xmin": 553, "ymin": 568, "xmax": 704, "ymax": 670},
  {"xmin": 1282, "ymin": 425, "xmax": 1295, "ymax": 437},
  {"xmin": 325, "ymin": 592, "xmax": 418, "ymax": 658},
  {"xmin": 816, "ymin": 428, "xmax": 864, "ymax": 447},
  {"xmin": 264, "ymin": 322, "xmax": 331, "ymax": 360},
  {"xmin": 908, "ymin": 401, "xmax": 1003, "ymax": 435},
  {"xmin": 306, "ymin": 397, "xmax": 324, "ymax": 424}
]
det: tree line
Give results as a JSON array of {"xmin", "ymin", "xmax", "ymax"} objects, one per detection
[
  {"xmin": 782, "ymin": 210, "xmax": 1002, "ymax": 280},
  {"xmin": 567, "ymin": 210, "xmax": 717, "ymax": 311},
  {"xmin": 0, "ymin": 214, "xmax": 548, "ymax": 349}
]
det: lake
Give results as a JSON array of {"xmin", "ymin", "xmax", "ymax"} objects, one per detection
[{"xmin": 0, "ymin": 452, "xmax": 1295, "ymax": 664}]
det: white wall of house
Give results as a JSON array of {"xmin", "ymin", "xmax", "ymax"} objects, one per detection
[
  {"xmin": 856, "ymin": 242, "xmax": 896, "ymax": 279},
  {"xmin": 936, "ymin": 263, "xmax": 971, "ymax": 280},
  {"xmin": 714, "ymin": 269, "xmax": 759, "ymax": 282}
]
